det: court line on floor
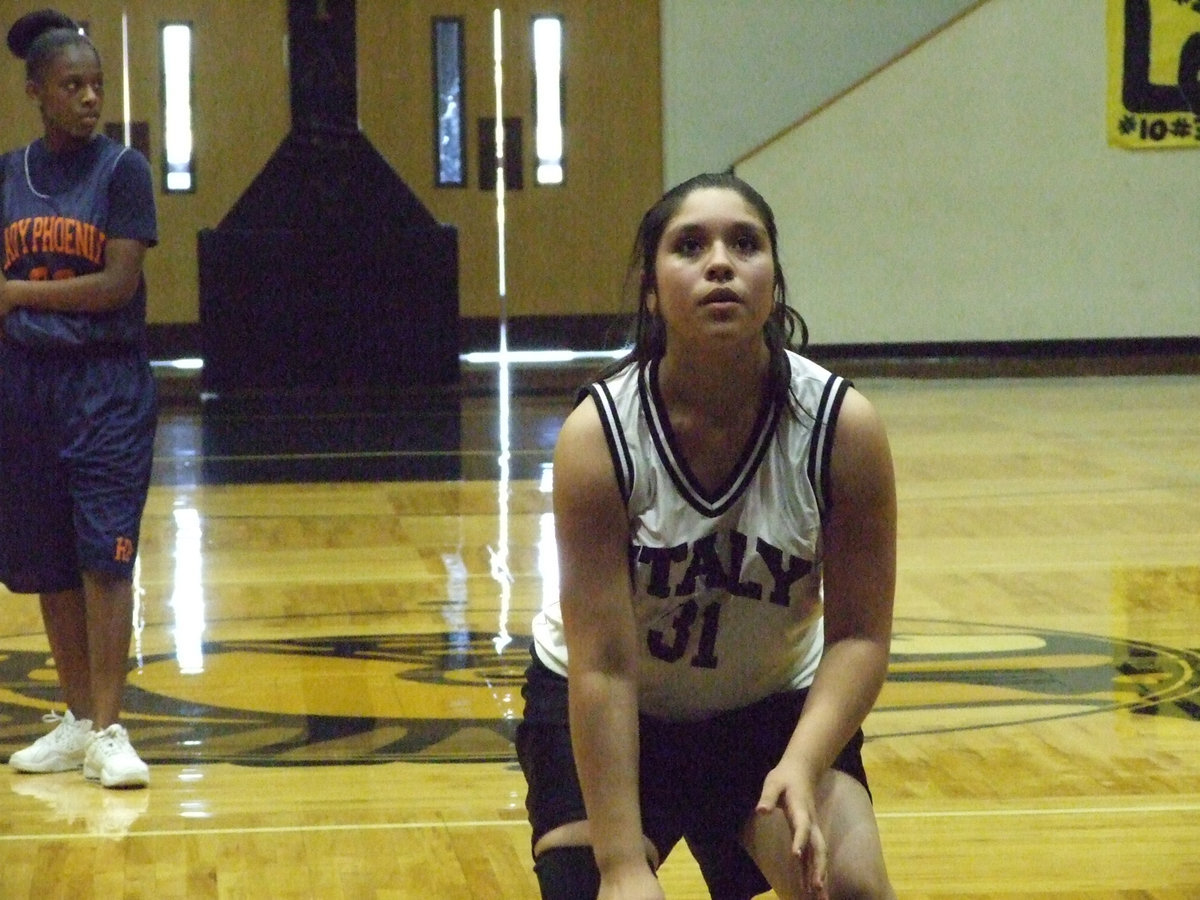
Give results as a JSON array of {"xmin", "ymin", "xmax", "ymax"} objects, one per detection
[
  {"xmin": 3, "ymin": 802, "xmax": 1199, "ymax": 842},
  {"xmin": 875, "ymin": 802, "xmax": 1200, "ymax": 819}
]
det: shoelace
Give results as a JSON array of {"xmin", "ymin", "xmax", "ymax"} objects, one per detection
[
  {"xmin": 37, "ymin": 712, "xmax": 83, "ymax": 746},
  {"xmin": 90, "ymin": 727, "xmax": 127, "ymax": 756}
]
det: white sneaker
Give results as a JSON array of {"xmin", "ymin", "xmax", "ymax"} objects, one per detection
[
  {"xmin": 83, "ymin": 725, "xmax": 149, "ymax": 789},
  {"xmin": 9, "ymin": 711, "xmax": 94, "ymax": 773}
]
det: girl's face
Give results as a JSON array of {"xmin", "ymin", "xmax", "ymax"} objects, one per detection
[
  {"xmin": 28, "ymin": 42, "xmax": 103, "ymax": 150},
  {"xmin": 650, "ymin": 187, "xmax": 777, "ymax": 348}
]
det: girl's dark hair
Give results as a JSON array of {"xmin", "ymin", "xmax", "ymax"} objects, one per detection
[
  {"xmin": 7, "ymin": 9, "xmax": 96, "ymax": 82},
  {"xmin": 600, "ymin": 171, "xmax": 809, "ymax": 397}
]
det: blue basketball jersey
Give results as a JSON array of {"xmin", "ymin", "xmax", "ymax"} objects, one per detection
[{"xmin": 1, "ymin": 134, "xmax": 157, "ymax": 348}]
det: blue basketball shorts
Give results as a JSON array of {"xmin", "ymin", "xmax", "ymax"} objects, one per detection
[
  {"xmin": 0, "ymin": 340, "xmax": 157, "ymax": 593},
  {"xmin": 515, "ymin": 646, "xmax": 871, "ymax": 898}
]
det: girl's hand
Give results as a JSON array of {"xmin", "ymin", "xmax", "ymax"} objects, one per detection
[{"xmin": 756, "ymin": 764, "xmax": 829, "ymax": 898}]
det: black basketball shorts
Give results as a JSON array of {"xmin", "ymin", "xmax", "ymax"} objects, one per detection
[{"xmin": 515, "ymin": 645, "xmax": 871, "ymax": 897}]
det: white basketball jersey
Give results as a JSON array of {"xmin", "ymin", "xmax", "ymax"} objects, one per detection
[{"xmin": 532, "ymin": 351, "xmax": 849, "ymax": 720}]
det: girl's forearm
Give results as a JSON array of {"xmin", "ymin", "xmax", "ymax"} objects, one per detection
[
  {"xmin": 779, "ymin": 636, "xmax": 890, "ymax": 780},
  {"xmin": 569, "ymin": 670, "xmax": 649, "ymax": 872},
  {"xmin": 3, "ymin": 269, "xmax": 137, "ymax": 314}
]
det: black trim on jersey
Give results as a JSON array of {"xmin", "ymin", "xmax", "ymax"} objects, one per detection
[
  {"xmin": 586, "ymin": 381, "xmax": 635, "ymax": 506},
  {"xmin": 807, "ymin": 375, "xmax": 850, "ymax": 520},
  {"xmin": 639, "ymin": 358, "xmax": 783, "ymax": 519}
]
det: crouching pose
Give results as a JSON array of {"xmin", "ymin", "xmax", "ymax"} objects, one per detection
[{"xmin": 517, "ymin": 172, "xmax": 897, "ymax": 899}]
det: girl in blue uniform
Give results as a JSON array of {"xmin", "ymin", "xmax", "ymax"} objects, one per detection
[
  {"xmin": 2, "ymin": 9, "xmax": 157, "ymax": 789},
  {"xmin": 518, "ymin": 173, "xmax": 897, "ymax": 898}
]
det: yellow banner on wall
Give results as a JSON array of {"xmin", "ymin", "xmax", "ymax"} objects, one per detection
[{"xmin": 1107, "ymin": 0, "xmax": 1200, "ymax": 148}]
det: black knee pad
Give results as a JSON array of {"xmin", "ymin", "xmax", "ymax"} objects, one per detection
[{"xmin": 532, "ymin": 845, "xmax": 601, "ymax": 900}]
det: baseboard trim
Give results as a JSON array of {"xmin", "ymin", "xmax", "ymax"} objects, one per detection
[
  {"xmin": 150, "ymin": 320, "xmax": 1200, "ymax": 381},
  {"xmin": 147, "ymin": 323, "xmax": 203, "ymax": 360},
  {"xmin": 804, "ymin": 336, "xmax": 1200, "ymax": 378}
]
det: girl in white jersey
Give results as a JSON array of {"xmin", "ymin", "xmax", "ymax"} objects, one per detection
[{"xmin": 517, "ymin": 173, "xmax": 897, "ymax": 899}]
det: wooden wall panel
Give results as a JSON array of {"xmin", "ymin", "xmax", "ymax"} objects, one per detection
[
  {"xmin": 0, "ymin": 0, "xmax": 661, "ymax": 334},
  {"xmin": 0, "ymin": 0, "xmax": 290, "ymax": 328},
  {"xmin": 359, "ymin": 0, "xmax": 662, "ymax": 323}
]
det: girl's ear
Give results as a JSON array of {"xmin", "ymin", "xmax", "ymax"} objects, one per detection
[{"xmin": 25, "ymin": 79, "xmax": 40, "ymax": 103}]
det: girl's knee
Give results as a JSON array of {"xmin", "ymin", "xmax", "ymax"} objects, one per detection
[
  {"xmin": 532, "ymin": 845, "xmax": 601, "ymax": 900},
  {"xmin": 826, "ymin": 859, "xmax": 894, "ymax": 900},
  {"xmin": 530, "ymin": 827, "xmax": 661, "ymax": 900}
]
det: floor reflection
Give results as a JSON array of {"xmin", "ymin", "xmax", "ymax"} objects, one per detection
[
  {"xmin": 151, "ymin": 359, "xmax": 588, "ymax": 487},
  {"xmin": 10, "ymin": 773, "xmax": 149, "ymax": 839}
]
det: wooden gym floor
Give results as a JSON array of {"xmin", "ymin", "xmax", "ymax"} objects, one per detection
[{"xmin": 0, "ymin": 362, "xmax": 1197, "ymax": 898}]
